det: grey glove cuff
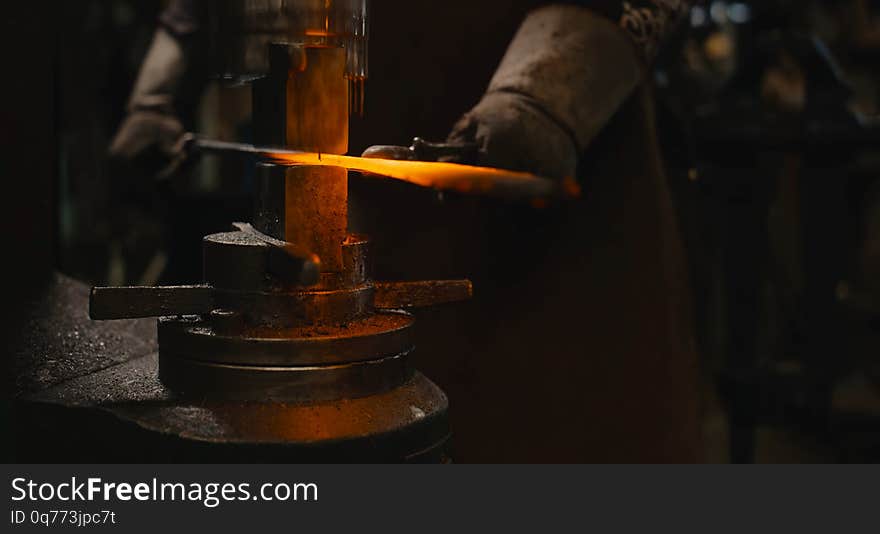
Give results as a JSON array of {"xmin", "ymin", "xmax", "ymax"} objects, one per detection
[
  {"xmin": 486, "ymin": 5, "xmax": 644, "ymax": 152},
  {"xmin": 126, "ymin": 27, "xmax": 187, "ymax": 114},
  {"xmin": 448, "ymin": 92, "xmax": 580, "ymax": 181}
]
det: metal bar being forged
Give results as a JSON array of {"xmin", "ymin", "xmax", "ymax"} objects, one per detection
[{"xmin": 188, "ymin": 136, "xmax": 561, "ymax": 200}]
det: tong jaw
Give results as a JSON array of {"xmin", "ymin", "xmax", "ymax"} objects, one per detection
[{"xmin": 362, "ymin": 137, "xmax": 479, "ymax": 164}]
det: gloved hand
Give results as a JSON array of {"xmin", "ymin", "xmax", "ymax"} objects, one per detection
[
  {"xmin": 445, "ymin": 5, "xmax": 644, "ymax": 181},
  {"xmin": 109, "ymin": 110, "xmax": 186, "ymax": 180},
  {"xmin": 108, "ymin": 27, "xmax": 189, "ymax": 180}
]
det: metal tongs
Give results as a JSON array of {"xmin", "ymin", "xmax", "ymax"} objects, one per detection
[{"xmin": 361, "ymin": 137, "xmax": 480, "ymax": 163}]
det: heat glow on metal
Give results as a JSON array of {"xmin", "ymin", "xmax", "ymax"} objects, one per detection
[{"xmin": 264, "ymin": 151, "xmax": 568, "ymax": 200}]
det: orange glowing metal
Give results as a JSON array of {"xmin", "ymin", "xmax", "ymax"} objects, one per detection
[
  {"xmin": 265, "ymin": 151, "xmax": 562, "ymax": 199},
  {"xmin": 304, "ymin": 29, "xmax": 335, "ymax": 37},
  {"xmin": 188, "ymin": 136, "xmax": 569, "ymax": 200}
]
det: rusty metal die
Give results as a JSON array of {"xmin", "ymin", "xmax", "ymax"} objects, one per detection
[
  {"xmin": 203, "ymin": 230, "xmax": 320, "ymax": 291},
  {"xmin": 203, "ymin": 231, "xmax": 269, "ymax": 291},
  {"xmin": 233, "ymin": 222, "xmax": 321, "ymax": 285},
  {"xmin": 160, "ymin": 311, "xmax": 414, "ymax": 366},
  {"xmin": 207, "ymin": 229, "xmax": 370, "ymax": 293}
]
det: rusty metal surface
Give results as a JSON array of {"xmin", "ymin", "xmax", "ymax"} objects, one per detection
[
  {"xmin": 253, "ymin": 164, "xmax": 348, "ymax": 272},
  {"xmin": 89, "ymin": 285, "xmax": 213, "ymax": 320},
  {"xmin": 375, "ymin": 279, "xmax": 473, "ymax": 309},
  {"xmin": 19, "ymin": 352, "xmax": 448, "ymax": 462},
  {"xmin": 233, "ymin": 222, "xmax": 321, "ymax": 286},
  {"xmin": 319, "ymin": 235, "xmax": 370, "ymax": 290},
  {"xmin": 15, "ymin": 281, "xmax": 449, "ymax": 461},
  {"xmin": 202, "ymin": 230, "xmax": 278, "ymax": 291},
  {"xmin": 284, "ymin": 46, "xmax": 349, "ymax": 154},
  {"xmin": 12, "ymin": 274, "xmax": 157, "ymax": 398},
  {"xmin": 206, "ymin": 230, "xmax": 369, "ymax": 291},
  {"xmin": 204, "ymin": 228, "xmax": 319, "ymax": 290},
  {"xmin": 249, "ymin": 45, "xmax": 349, "ymax": 273},
  {"xmin": 283, "ymin": 165, "xmax": 349, "ymax": 272}
]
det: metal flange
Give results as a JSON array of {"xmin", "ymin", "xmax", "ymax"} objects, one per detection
[{"xmin": 158, "ymin": 311, "xmax": 415, "ymax": 366}]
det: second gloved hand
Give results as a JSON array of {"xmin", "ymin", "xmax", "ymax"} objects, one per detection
[
  {"xmin": 108, "ymin": 26, "xmax": 191, "ymax": 182},
  {"xmin": 444, "ymin": 5, "xmax": 644, "ymax": 181},
  {"xmin": 446, "ymin": 91, "xmax": 580, "ymax": 182},
  {"xmin": 109, "ymin": 109, "xmax": 186, "ymax": 180}
]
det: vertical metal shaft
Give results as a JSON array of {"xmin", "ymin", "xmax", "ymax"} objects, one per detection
[{"xmin": 253, "ymin": 45, "xmax": 349, "ymax": 274}]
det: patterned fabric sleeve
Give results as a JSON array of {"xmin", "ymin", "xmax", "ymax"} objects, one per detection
[{"xmin": 574, "ymin": 1, "xmax": 695, "ymax": 61}]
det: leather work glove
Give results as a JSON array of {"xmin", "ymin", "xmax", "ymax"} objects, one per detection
[
  {"xmin": 109, "ymin": 109, "xmax": 186, "ymax": 181},
  {"xmin": 444, "ymin": 5, "xmax": 645, "ymax": 181},
  {"xmin": 109, "ymin": 27, "xmax": 189, "ymax": 181}
]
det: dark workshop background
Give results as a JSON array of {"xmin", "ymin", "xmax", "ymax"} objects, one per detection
[{"xmin": 9, "ymin": 0, "xmax": 880, "ymax": 461}]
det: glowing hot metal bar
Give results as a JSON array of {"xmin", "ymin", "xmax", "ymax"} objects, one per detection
[{"xmin": 187, "ymin": 136, "xmax": 561, "ymax": 200}]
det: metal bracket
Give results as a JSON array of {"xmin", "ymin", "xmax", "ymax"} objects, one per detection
[{"xmin": 374, "ymin": 280, "xmax": 473, "ymax": 309}]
